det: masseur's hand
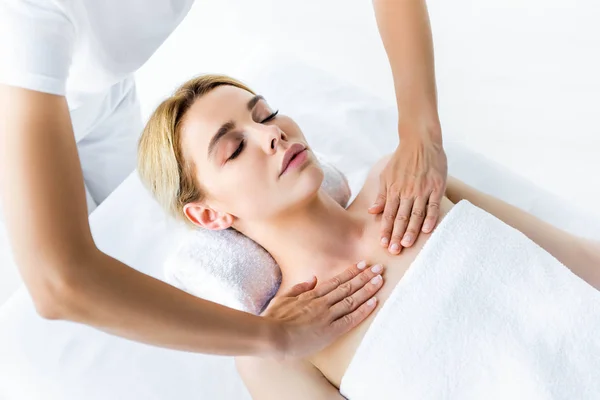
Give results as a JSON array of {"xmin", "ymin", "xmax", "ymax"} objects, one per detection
[
  {"xmin": 262, "ymin": 261, "xmax": 384, "ymax": 360},
  {"xmin": 369, "ymin": 127, "xmax": 447, "ymax": 254}
]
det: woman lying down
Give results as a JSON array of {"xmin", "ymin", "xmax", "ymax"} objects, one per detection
[{"xmin": 138, "ymin": 75, "xmax": 600, "ymax": 399}]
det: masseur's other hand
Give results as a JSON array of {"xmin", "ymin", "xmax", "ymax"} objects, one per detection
[
  {"xmin": 369, "ymin": 127, "xmax": 447, "ymax": 254},
  {"xmin": 262, "ymin": 261, "xmax": 384, "ymax": 360}
]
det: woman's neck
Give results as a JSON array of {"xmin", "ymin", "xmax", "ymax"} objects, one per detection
[{"xmin": 240, "ymin": 191, "xmax": 366, "ymax": 286}]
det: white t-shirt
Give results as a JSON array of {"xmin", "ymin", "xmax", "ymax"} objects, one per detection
[
  {"xmin": 0, "ymin": 0, "xmax": 196, "ymax": 300},
  {"xmin": 0, "ymin": 0, "xmax": 195, "ymax": 141}
]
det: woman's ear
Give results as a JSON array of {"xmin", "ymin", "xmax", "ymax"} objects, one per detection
[{"xmin": 183, "ymin": 202, "xmax": 234, "ymax": 230}]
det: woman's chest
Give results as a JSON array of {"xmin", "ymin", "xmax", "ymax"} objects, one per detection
[
  {"xmin": 309, "ymin": 197, "xmax": 455, "ymax": 388},
  {"xmin": 308, "ymin": 227, "xmax": 429, "ymax": 387}
]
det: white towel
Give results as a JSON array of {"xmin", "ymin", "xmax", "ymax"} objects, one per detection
[{"xmin": 341, "ymin": 200, "xmax": 600, "ymax": 400}]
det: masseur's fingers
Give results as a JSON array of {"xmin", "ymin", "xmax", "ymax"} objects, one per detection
[
  {"xmin": 422, "ymin": 189, "xmax": 443, "ymax": 234},
  {"xmin": 329, "ymin": 270, "xmax": 383, "ymax": 321},
  {"xmin": 312, "ymin": 260, "xmax": 367, "ymax": 298},
  {"xmin": 379, "ymin": 192, "xmax": 401, "ymax": 248},
  {"xmin": 262, "ymin": 261, "xmax": 384, "ymax": 359},
  {"xmin": 368, "ymin": 189, "xmax": 387, "ymax": 215},
  {"xmin": 400, "ymin": 196, "xmax": 429, "ymax": 247},
  {"xmin": 321, "ymin": 262, "xmax": 385, "ymax": 306},
  {"xmin": 284, "ymin": 276, "xmax": 318, "ymax": 297},
  {"xmin": 388, "ymin": 197, "xmax": 414, "ymax": 254},
  {"xmin": 331, "ymin": 296, "xmax": 379, "ymax": 335}
]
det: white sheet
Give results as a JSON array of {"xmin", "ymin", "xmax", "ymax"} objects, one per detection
[{"xmin": 1, "ymin": 54, "xmax": 599, "ymax": 399}]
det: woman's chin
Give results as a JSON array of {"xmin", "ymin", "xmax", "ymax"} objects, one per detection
[
  {"xmin": 296, "ymin": 163, "xmax": 324, "ymax": 191},
  {"xmin": 289, "ymin": 169, "xmax": 324, "ymax": 205}
]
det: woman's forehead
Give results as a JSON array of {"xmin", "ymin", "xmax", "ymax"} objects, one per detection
[
  {"xmin": 189, "ymin": 85, "xmax": 253, "ymax": 122},
  {"xmin": 184, "ymin": 86, "xmax": 251, "ymax": 135}
]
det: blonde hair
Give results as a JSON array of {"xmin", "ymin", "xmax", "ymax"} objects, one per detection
[{"xmin": 138, "ymin": 74, "xmax": 255, "ymax": 222}]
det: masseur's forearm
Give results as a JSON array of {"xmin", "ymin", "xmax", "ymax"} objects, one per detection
[
  {"xmin": 71, "ymin": 250, "xmax": 276, "ymax": 355},
  {"xmin": 373, "ymin": 0, "xmax": 441, "ymax": 138},
  {"xmin": 0, "ymin": 85, "xmax": 276, "ymax": 356}
]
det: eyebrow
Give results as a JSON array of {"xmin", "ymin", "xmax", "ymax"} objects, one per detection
[
  {"xmin": 208, "ymin": 120, "xmax": 236, "ymax": 158},
  {"xmin": 247, "ymin": 95, "xmax": 264, "ymax": 111},
  {"xmin": 207, "ymin": 95, "xmax": 266, "ymax": 158}
]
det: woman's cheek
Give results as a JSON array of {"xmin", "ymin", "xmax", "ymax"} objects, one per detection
[{"xmin": 278, "ymin": 115, "xmax": 305, "ymax": 140}]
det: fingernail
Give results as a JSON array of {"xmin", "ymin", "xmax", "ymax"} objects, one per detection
[
  {"xmin": 423, "ymin": 221, "xmax": 433, "ymax": 232},
  {"xmin": 370, "ymin": 275, "xmax": 382, "ymax": 285},
  {"xmin": 401, "ymin": 234, "xmax": 412, "ymax": 246},
  {"xmin": 367, "ymin": 297, "xmax": 377, "ymax": 307},
  {"xmin": 380, "ymin": 237, "xmax": 389, "ymax": 246},
  {"xmin": 357, "ymin": 260, "xmax": 367, "ymax": 270},
  {"xmin": 390, "ymin": 243, "xmax": 399, "ymax": 253},
  {"xmin": 371, "ymin": 264, "xmax": 383, "ymax": 273},
  {"xmin": 369, "ymin": 203, "xmax": 378, "ymax": 209}
]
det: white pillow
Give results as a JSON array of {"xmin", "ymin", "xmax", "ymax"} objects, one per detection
[{"xmin": 164, "ymin": 156, "xmax": 350, "ymax": 314}]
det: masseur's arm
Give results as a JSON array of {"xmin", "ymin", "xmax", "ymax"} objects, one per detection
[
  {"xmin": 0, "ymin": 85, "xmax": 383, "ymax": 359},
  {"xmin": 369, "ymin": 0, "xmax": 448, "ymax": 254}
]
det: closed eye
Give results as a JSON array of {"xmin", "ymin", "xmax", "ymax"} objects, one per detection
[
  {"xmin": 261, "ymin": 110, "xmax": 279, "ymax": 123},
  {"xmin": 227, "ymin": 110, "xmax": 277, "ymax": 162},
  {"xmin": 227, "ymin": 139, "xmax": 245, "ymax": 161}
]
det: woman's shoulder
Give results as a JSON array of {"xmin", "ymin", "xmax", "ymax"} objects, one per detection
[{"xmin": 347, "ymin": 154, "xmax": 393, "ymax": 210}]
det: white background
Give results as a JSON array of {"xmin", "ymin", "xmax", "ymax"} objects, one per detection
[{"xmin": 1, "ymin": 0, "xmax": 599, "ymax": 305}]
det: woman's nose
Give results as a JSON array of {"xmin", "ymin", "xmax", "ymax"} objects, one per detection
[{"xmin": 262, "ymin": 124, "xmax": 286, "ymax": 153}]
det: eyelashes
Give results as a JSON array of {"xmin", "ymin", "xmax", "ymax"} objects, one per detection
[
  {"xmin": 261, "ymin": 110, "xmax": 279, "ymax": 123},
  {"xmin": 228, "ymin": 139, "xmax": 245, "ymax": 161},
  {"xmin": 227, "ymin": 110, "xmax": 279, "ymax": 162}
]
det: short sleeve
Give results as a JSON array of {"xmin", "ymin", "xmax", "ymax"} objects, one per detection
[{"xmin": 0, "ymin": 0, "xmax": 75, "ymax": 95}]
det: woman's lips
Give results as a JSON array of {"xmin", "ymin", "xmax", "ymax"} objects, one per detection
[
  {"xmin": 281, "ymin": 149, "xmax": 308, "ymax": 176},
  {"xmin": 280, "ymin": 143, "xmax": 307, "ymax": 176}
]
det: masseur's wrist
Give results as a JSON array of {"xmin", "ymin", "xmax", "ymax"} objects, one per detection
[
  {"xmin": 254, "ymin": 317, "xmax": 288, "ymax": 359},
  {"xmin": 398, "ymin": 115, "xmax": 442, "ymax": 145}
]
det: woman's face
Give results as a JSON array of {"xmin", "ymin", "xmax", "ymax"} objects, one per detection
[{"xmin": 180, "ymin": 84, "xmax": 323, "ymax": 227}]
